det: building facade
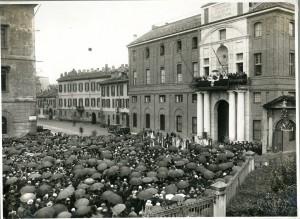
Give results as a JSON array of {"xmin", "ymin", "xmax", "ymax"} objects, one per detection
[
  {"xmin": 57, "ymin": 65, "xmax": 130, "ymax": 127},
  {"xmin": 128, "ymin": 2, "xmax": 295, "ymax": 153},
  {"xmin": 37, "ymin": 86, "xmax": 58, "ymax": 120},
  {"xmin": 1, "ymin": 4, "xmax": 37, "ymax": 137}
]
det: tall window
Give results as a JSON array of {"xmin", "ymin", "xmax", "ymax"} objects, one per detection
[
  {"xmin": 97, "ymin": 98, "xmax": 101, "ymax": 107},
  {"xmin": 203, "ymin": 58, "xmax": 209, "ymax": 76},
  {"xmin": 73, "ymin": 99, "xmax": 77, "ymax": 107},
  {"xmin": 192, "ymin": 117, "xmax": 197, "ymax": 134},
  {"xmin": 1, "ymin": 25, "xmax": 8, "ymax": 49},
  {"xmin": 254, "ymin": 22, "xmax": 262, "ymax": 37},
  {"xmin": 91, "ymin": 82, "xmax": 95, "ymax": 91},
  {"xmin": 68, "ymin": 84, "xmax": 71, "ymax": 92},
  {"xmin": 133, "ymin": 71, "xmax": 137, "ymax": 85},
  {"xmin": 85, "ymin": 82, "xmax": 89, "ymax": 92},
  {"xmin": 175, "ymin": 95, "xmax": 183, "ymax": 103},
  {"xmin": 237, "ymin": 2, "xmax": 243, "ymax": 15},
  {"xmin": 106, "ymin": 86, "xmax": 110, "ymax": 97},
  {"xmin": 219, "ymin": 29, "xmax": 226, "ymax": 40},
  {"xmin": 68, "ymin": 99, "xmax": 72, "ymax": 107},
  {"xmin": 177, "ymin": 40, "xmax": 182, "ymax": 52},
  {"xmin": 1, "ymin": 66, "xmax": 9, "ymax": 92},
  {"xmin": 253, "ymin": 120, "xmax": 261, "ymax": 141},
  {"xmin": 132, "ymin": 50, "xmax": 136, "ymax": 61},
  {"xmin": 289, "ymin": 52, "xmax": 295, "ymax": 76},
  {"xmin": 254, "ymin": 53, "xmax": 262, "ymax": 75},
  {"xmin": 73, "ymin": 83, "xmax": 77, "ymax": 92},
  {"xmin": 59, "ymin": 85, "xmax": 62, "ymax": 92},
  {"xmin": 145, "ymin": 47, "xmax": 150, "ymax": 59},
  {"xmin": 159, "ymin": 95, "xmax": 166, "ymax": 103},
  {"xmin": 192, "ymin": 94, "xmax": 197, "ymax": 103},
  {"xmin": 160, "ymin": 67, "xmax": 165, "ymax": 84},
  {"xmin": 97, "ymin": 82, "xmax": 101, "ymax": 91},
  {"xmin": 79, "ymin": 98, "xmax": 83, "ymax": 107},
  {"xmin": 111, "ymin": 85, "xmax": 115, "ymax": 96},
  {"xmin": 145, "ymin": 96, "xmax": 151, "ymax": 103},
  {"xmin": 160, "ymin": 44, "xmax": 165, "ymax": 56},
  {"xmin": 176, "ymin": 115, "xmax": 182, "ymax": 132},
  {"xmin": 236, "ymin": 53, "xmax": 244, "ymax": 73},
  {"xmin": 63, "ymin": 84, "xmax": 66, "ymax": 92},
  {"xmin": 85, "ymin": 98, "xmax": 90, "ymax": 107},
  {"xmin": 253, "ymin": 92, "xmax": 261, "ymax": 103},
  {"xmin": 145, "ymin": 114, "xmax": 150, "ymax": 128},
  {"xmin": 64, "ymin": 99, "xmax": 67, "ymax": 107},
  {"xmin": 120, "ymin": 84, "xmax": 124, "ymax": 96},
  {"xmin": 101, "ymin": 86, "xmax": 105, "ymax": 97},
  {"xmin": 79, "ymin": 83, "xmax": 83, "ymax": 92},
  {"xmin": 192, "ymin": 37, "xmax": 198, "ymax": 49},
  {"xmin": 133, "ymin": 113, "xmax": 137, "ymax": 127},
  {"xmin": 91, "ymin": 98, "xmax": 96, "ymax": 107},
  {"xmin": 146, "ymin": 69, "xmax": 151, "ymax": 84},
  {"xmin": 192, "ymin": 62, "xmax": 199, "ymax": 77},
  {"xmin": 132, "ymin": 96, "xmax": 137, "ymax": 103},
  {"xmin": 177, "ymin": 64, "xmax": 182, "ymax": 83},
  {"xmin": 160, "ymin": 114, "xmax": 165, "ymax": 131},
  {"xmin": 289, "ymin": 22, "xmax": 294, "ymax": 37}
]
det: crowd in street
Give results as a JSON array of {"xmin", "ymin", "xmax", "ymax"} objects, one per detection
[{"xmin": 3, "ymin": 129, "xmax": 252, "ymax": 218}]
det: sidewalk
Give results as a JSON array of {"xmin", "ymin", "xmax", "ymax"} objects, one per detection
[{"xmin": 38, "ymin": 119, "xmax": 109, "ymax": 136}]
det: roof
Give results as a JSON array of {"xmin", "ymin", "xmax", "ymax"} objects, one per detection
[
  {"xmin": 100, "ymin": 74, "xmax": 129, "ymax": 85},
  {"xmin": 37, "ymin": 87, "xmax": 58, "ymax": 98},
  {"xmin": 57, "ymin": 71, "xmax": 111, "ymax": 82},
  {"xmin": 128, "ymin": 2, "xmax": 294, "ymax": 47},
  {"xmin": 250, "ymin": 2, "xmax": 295, "ymax": 13},
  {"xmin": 128, "ymin": 14, "xmax": 201, "ymax": 47},
  {"xmin": 263, "ymin": 95, "xmax": 295, "ymax": 109}
]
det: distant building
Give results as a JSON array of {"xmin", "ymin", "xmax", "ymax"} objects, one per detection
[
  {"xmin": 1, "ymin": 4, "xmax": 37, "ymax": 137},
  {"xmin": 37, "ymin": 86, "xmax": 58, "ymax": 120},
  {"xmin": 36, "ymin": 76, "xmax": 50, "ymax": 92},
  {"xmin": 56, "ymin": 65, "xmax": 129, "ymax": 126},
  {"xmin": 128, "ymin": 2, "xmax": 295, "ymax": 153}
]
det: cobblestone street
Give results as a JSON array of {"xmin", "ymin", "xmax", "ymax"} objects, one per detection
[{"xmin": 38, "ymin": 119, "xmax": 109, "ymax": 136}]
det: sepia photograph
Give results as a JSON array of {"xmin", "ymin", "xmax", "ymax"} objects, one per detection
[{"xmin": 1, "ymin": 0, "xmax": 298, "ymax": 218}]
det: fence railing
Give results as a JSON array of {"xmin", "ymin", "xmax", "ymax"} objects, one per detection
[{"xmin": 147, "ymin": 196, "xmax": 214, "ymax": 217}]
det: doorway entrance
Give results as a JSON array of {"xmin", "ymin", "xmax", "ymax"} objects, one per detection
[
  {"xmin": 49, "ymin": 108, "xmax": 53, "ymax": 120},
  {"xmin": 273, "ymin": 119, "xmax": 296, "ymax": 152},
  {"xmin": 217, "ymin": 100, "xmax": 229, "ymax": 142},
  {"xmin": 91, "ymin": 112, "xmax": 96, "ymax": 124}
]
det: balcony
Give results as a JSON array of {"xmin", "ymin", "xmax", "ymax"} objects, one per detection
[{"xmin": 190, "ymin": 72, "xmax": 248, "ymax": 91}]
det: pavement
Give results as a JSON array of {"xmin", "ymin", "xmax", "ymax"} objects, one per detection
[{"xmin": 37, "ymin": 119, "xmax": 110, "ymax": 136}]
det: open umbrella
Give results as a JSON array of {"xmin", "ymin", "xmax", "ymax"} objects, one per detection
[
  {"xmin": 129, "ymin": 177, "xmax": 142, "ymax": 185},
  {"xmin": 75, "ymin": 189, "xmax": 86, "ymax": 199},
  {"xmin": 42, "ymin": 172, "xmax": 52, "ymax": 179},
  {"xmin": 75, "ymin": 206, "xmax": 91, "ymax": 217},
  {"xmin": 146, "ymin": 171, "xmax": 157, "ymax": 177},
  {"xmin": 175, "ymin": 160, "xmax": 185, "ymax": 167},
  {"xmin": 51, "ymin": 173, "xmax": 64, "ymax": 181},
  {"xmin": 142, "ymin": 177, "xmax": 153, "ymax": 184},
  {"xmin": 130, "ymin": 172, "xmax": 142, "ymax": 178},
  {"xmin": 101, "ymin": 191, "xmax": 123, "ymax": 204},
  {"xmin": 145, "ymin": 188, "xmax": 158, "ymax": 195},
  {"xmin": 165, "ymin": 184, "xmax": 177, "ymax": 194},
  {"xmin": 6, "ymin": 177, "xmax": 18, "ymax": 185},
  {"xmin": 90, "ymin": 182, "xmax": 104, "ymax": 191},
  {"xmin": 135, "ymin": 165, "xmax": 147, "ymax": 172},
  {"xmin": 42, "ymin": 160, "xmax": 53, "ymax": 168},
  {"xmin": 171, "ymin": 194, "xmax": 185, "ymax": 202},
  {"xmin": 74, "ymin": 198, "xmax": 89, "ymax": 208},
  {"xmin": 91, "ymin": 172, "xmax": 102, "ymax": 180},
  {"xmin": 120, "ymin": 166, "xmax": 131, "ymax": 177},
  {"xmin": 168, "ymin": 146, "xmax": 178, "ymax": 152},
  {"xmin": 177, "ymin": 180, "xmax": 189, "ymax": 189},
  {"xmin": 38, "ymin": 184, "xmax": 52, "ymax": 196},
  {"xmin": 186, "ymin": 162, "xmax": 197, "ymax": 170},
  {"xmin": 3, "ymin": 164, "xmax": 11, "ymax": 172},
  {"xmin": 106, "ymin": 166, "xmax": 119, "ymax": 176},
  {"xmin": 87, "ymin": 158, "xmax": 97, "ymax": 166},
  {"xmin": 97, "ymin": 163, "xmax": 108, "ymax": 171},
  {"xmin": 57, "ymin": 186, "xmax": 75, "ymax": 200},
  {"xmin": 84, "ymin": 178, "xmax": 95, "ymax": 185},
  {"xmin": 20, "ymin": 193, "xmax": 36, "ymax": 203},
  {"xmin": 137, "ymin": 190, "xmax": 154, "ymax": 200},
  {"xmin": 112, "ymin": 204, "xmax": 126, "ymax": 216},
  {"xmin": 34, "ymin": 207, "xmax": 56, "ymax": 218},
  {"xmin": 101, "ymin": 151, "xmax": 112, "ymax": 159},
  {"xmin": 28, "ymin": 173, "xmax": 41, "ymax": 179},
  {"xmin": 53, "ymin": 204, "xmax": 68, "ymax": 215},
  {"xmin": 56, "ymin": 211, "xmax": 72, "ymax": 218},
  {"xmin": 103, "ymin": 159, "xmax": 115, "ymax": 167},
  {"xmin": 20, "ymin": 185, "xmax": 36, "ymax": 195},
  {"xmin": 184, "ymin": 198, "xmax": 197, "ymax": 204},
  {"xmin": 77, "ymin": 183, "xmax": 89, "ymax": 190},
  {"xmin": 157, "ymin": 171, "xmax": 168, "ymax": 179},
  {"xmin": 165, "ymin": 194, "xmax": 174, "ymax": 200}
]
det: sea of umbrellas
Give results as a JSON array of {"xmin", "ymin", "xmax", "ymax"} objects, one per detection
[{"xmin": 3, "ymin": 130, "xmax": 249, "ymax": 218}]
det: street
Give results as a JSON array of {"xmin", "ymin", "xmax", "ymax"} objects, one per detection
[{"xmin": 38, "ymin": 119, "xmax": 109, "ymax": 136}]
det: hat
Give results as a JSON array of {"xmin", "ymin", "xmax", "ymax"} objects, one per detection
[
  {"xmin": 47, "ymin": 201, "xmax": 53, "ymax": 207},
  {"xmin": 53, "ymin": 193, "xmax": 57, "ymax": 197},
  {"xmin": 156, "ymin": 202, "xmax": 161, "ymax": 206},
  {"xmin": 71, "ymin": 208, "xmax": 76, "ymax": 212},
  {"xmin": 27, "ymin": 199, "xmax": 34, "ymax": 205}
]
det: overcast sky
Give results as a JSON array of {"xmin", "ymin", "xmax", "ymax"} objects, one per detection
[{"xmin": 35, "ymin": 0, "xmax": 210, "ymax": 84}]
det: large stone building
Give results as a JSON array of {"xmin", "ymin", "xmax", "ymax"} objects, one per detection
[
  {"xmin": 1, "ymin": 4, "xmax": 37, "ymax": 137},
  {"xmin": 57, "ymin": 65, "xmax": 129, "ymax": 127},
  {"xmin": 128, "ymin": 2, "xmax": 295, "ymax": 153}
]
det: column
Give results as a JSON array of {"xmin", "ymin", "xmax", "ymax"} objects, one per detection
[
  {"xmin": 268, "ymin": 115, "xmax": 273, "ymax": 152},
  {"xmin": 228, "ymin": 91, "xmax": 236, "ymax": 141},
  {"xmin": 211, "ymin": 181, "xmax": 227, "ymax": 217},
  {"xmin": 203, "ymin": 92, "xmax": 211, "ymax": 137},
  {"xmin": 237, "ymin": 91, "xmax": 245, "ymax": 141},
  {"xmin": 197, "ymin": 92, "xmax": 203, "ymax": 138}
]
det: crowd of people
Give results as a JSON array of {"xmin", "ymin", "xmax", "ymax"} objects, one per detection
[
  {"xmin": 3, "ymin": 129, "xmax": 251, "ymax": 218},
  {"xmin": 195, "ymin": 72, "xmax": 248, "ymax": 82}
]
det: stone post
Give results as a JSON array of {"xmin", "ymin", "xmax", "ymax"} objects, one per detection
[
  {"xmin": 245, "ymin": 150, "xmax": 255, "ymax": 172},
  {"xmin": 211, "ymin": 181, "xmax": 227, "ymax": 217}
]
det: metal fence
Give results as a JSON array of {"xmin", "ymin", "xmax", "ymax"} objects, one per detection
[
  {"xmin": 225, "ymin": 158, "xmax": 252, "ymax": 204},
  {"xmin": 147, "ymin": 196, "xmax": 214, "ymax": 217}
]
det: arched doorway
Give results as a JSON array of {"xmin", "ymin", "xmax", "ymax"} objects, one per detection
[
  {"xmin": 273, "ymin": 119, "xmax": 296, "ymax": 152},
  {"xmin": 91, "ymin": 112, "xmax": 96, "ymax": 124},
  {"xmin": 107, "ymin": 115, "xmax": 110, "ymax": 126},
  {"xmin": 49, "ymin": 108, "xmax": 53, "ymax": 120},
  {"xmin": 116, "ymin": 114, "xmax": 120, "ymax": 125},
  {"xmin": 2, "ymin": 116, "xmax": 7, "ymax": 134},
  {"xmin": 216, "ymin": 45, "xmax": 228, "ymax": 73},
  {"xmin": 217, "ymin": 100, "xmax": 229, "ymax": 142}
]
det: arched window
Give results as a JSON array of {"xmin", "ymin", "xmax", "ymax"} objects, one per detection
[
  {"xmin": 2, "ymin": 116, "xmax": 7, "ymax": 134},
  {"xmin": 176, "ymin": 115, "xmax": 182, "ymax": 132},
  {"xmin": 254, "ymin": 22, "xmax": 262, "ymax": 37}
]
